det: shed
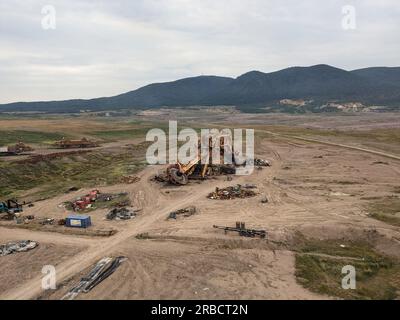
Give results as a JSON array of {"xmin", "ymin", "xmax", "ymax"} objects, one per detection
[{"xmin": 66, "ymin": 215, "xmax": 92, "ymax": 228}]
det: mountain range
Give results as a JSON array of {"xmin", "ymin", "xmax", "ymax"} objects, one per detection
[{"xmin": 1, "ymin": 64, "xmax": 399, "ymax": 113}]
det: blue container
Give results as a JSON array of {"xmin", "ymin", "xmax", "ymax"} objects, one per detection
[{"xmin": 65, "ymin": 215, "xmax": 92, "ymax": 228}]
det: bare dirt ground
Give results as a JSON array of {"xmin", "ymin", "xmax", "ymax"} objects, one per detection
[
  {"xmin": 0, "ymin": 239, "xmax": 85, "ymax": 295},
  {"xmin": 41, "ymin": 240, "xmax": 322, "ymax": 300},
  {"xmin": 1, "ymin": 123, "xmax": 400, "ymax": 300}
]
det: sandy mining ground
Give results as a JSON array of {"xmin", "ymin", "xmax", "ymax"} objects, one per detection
[
  {"xmin": 0, "ymin": 228, "xmax": 88, "ymax": 295},
  {"xmin": 41, "ymin": 239, "xmax": 322, "ymax": 300},
  {"xmin": 1, "ymin": 132, "xmax": 400, "ymax": 300}
]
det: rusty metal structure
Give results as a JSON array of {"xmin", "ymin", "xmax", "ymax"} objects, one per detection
[
  {"xmin": 0, "ymin": 142, "xmax": 34, "ymax": 156},
  {"xmin": 61, "ymin": 256, "xmax": 126, "ymax": 300},
  {"xmin": 213, "ymin": 222, "xmax": 267, "ymax": 239},
  {"xmin": 166, "ymin": 133, "xmax": 235, "ymax": 185},
  {"xmin": 53, "ymin": 137, "xmax": 99, "ymax": 149}
]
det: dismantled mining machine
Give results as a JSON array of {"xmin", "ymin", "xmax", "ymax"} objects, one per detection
[{"xmin": 166, "ymin": 133, "xmax": 237, "ymax": 185}]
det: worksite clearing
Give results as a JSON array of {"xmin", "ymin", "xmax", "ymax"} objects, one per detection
[{"xmin": 0, "ymin": 112, "xmax": 400, "ymax": 300}]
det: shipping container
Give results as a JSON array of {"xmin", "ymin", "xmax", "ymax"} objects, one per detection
[{"xmin": 65, "ymin": 215, "xmax": 92, "ymax": 228}]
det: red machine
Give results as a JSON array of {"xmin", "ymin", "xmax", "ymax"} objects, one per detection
[{"xmin": 72, "ymin": 190, "xmax": 100, "ymax": 211}]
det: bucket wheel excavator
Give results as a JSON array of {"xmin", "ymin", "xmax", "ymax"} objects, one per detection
[{"xmin": 166, "ymin": 134, "xmax": 234, "ymax": 185}]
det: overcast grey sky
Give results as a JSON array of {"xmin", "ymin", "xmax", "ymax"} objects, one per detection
[{"xmin": 0, "ymin": 0, "xmax": 399, "ymax": 103}]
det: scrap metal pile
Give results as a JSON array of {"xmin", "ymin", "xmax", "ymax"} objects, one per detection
[
  {"xmin": 62, "ymin": 256, "xmax": 126, "ymax": 300},
  {"xmin": 106, "ymin": 207, "xmax": 137, "ymax": 220},
  {"xmin": 214, "ymin": 222, "xmax": 267, "ymax": 239},
  {"xmin": 168, "ymin": 206, "xmax": 196, "ymax": 220},
  {"xmin": 254, "ymin": 159, "xmax": 271, "ymax": 167},
  {"xmin": 0, "ymin": 240, "xmax": 38, "ymax": 256},
  {"xmin": 13, "ymin": 215, "xmax": 67, "ymax": 227},
  {"xmin": 0, "ymin": 199, "xmax": 23, "ymax": 220},
  {"xmin": 38, "ymin": 218, "xmax": 55, "ymax": 225},
  {"xmin": 208, "ymin": 184, "xmax": 258, "ymax": 200}
]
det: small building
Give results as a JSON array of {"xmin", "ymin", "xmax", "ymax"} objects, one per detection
[{"xmin": 65, "ymin": 215, "xmax": 92, "ymax": 228}]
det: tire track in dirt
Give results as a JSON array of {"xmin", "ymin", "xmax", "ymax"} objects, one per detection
[
  {"xmin": 260, "ymin": 130, "xmax": 400, "ymax": 162},
  {"xmin": 0, "ymin": 227, "xmax": 94, "ymax": 247},
  {"xmin": 1, "ymin": 166, "xmax": 257, "ymax": 300},
  {"xmin": 5, "ymin": 128, "xmax": 399, "ymax": 300}
]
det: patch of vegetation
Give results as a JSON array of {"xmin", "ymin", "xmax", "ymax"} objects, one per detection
[
  {"xmin": 0, "ymin": 148, "xmax": 146, "ymax": 201},
  {"xmin": 135, "ymin": 233, "xmax": 151, "ymax": 240},
  {"xmin": 393, "ymin": 186, "xmax": 400, "ymax": 194},
  {"xmin": 333, "ymin": 180, "xmax": 359, "ymax": 185},
  {"xmin": 96, "ymin": 194, "xmax": 131, "ymax": 209},
  {"xmin": 0, "ymin": 130, "xmax": 66, "ymax": 145},
  {"xmin": 90, "ymin": 123, "xmax": 193, "ymax": 141},
  {"xmin": 294, "ymin": 238, "xmax": 400, "ymax": 300},
  {"xmin": 90, "ymin": 128, "xmax": 150, "ymax": 141},
  {"xmin": 366, "ymin": 196, "xmax": 400, "ymax": 227}
]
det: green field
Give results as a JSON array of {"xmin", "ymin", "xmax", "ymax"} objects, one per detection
[
  {"xmin": 89, "ymin": 122, "xmax": 199, "ymax": 141},
  {"xmin": 0, "ymin": 130, "xmax": 67, "ymax": 145},
  {"xmin": 366, "ymin": 196, "xmax": 400, "ymax": 227},
  {"xmin": 0, "ymin": 145, "xmax": 147, "ymax": 201},
  {"xmin": 90, "ymin": 128, "xmax": 151, "ymax": 141},
  {"xmin": 295, "ymin": 237, "xmax": 400, "ymax": 300}
]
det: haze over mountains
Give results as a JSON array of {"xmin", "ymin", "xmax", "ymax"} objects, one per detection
[{"xmin": 1, "ymin": 64, "xmax": 399, "ymax": 113}]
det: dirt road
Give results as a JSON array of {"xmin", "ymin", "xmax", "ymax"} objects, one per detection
[
  {"xmin": 260, "ymin": 130, "xmax": 400, "ymax": 161},
  {"xmin": 2, "ymin": 131, "xmax": 400, "ymax": 300},
  {"xmin": 0, "ymin": 166, "xmax": 260, "ymax": 300}
]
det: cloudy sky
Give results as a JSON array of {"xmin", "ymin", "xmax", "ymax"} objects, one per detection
[{"xmin": 0, "ymin": 0, "xmax": 399, "ymax": 103}]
